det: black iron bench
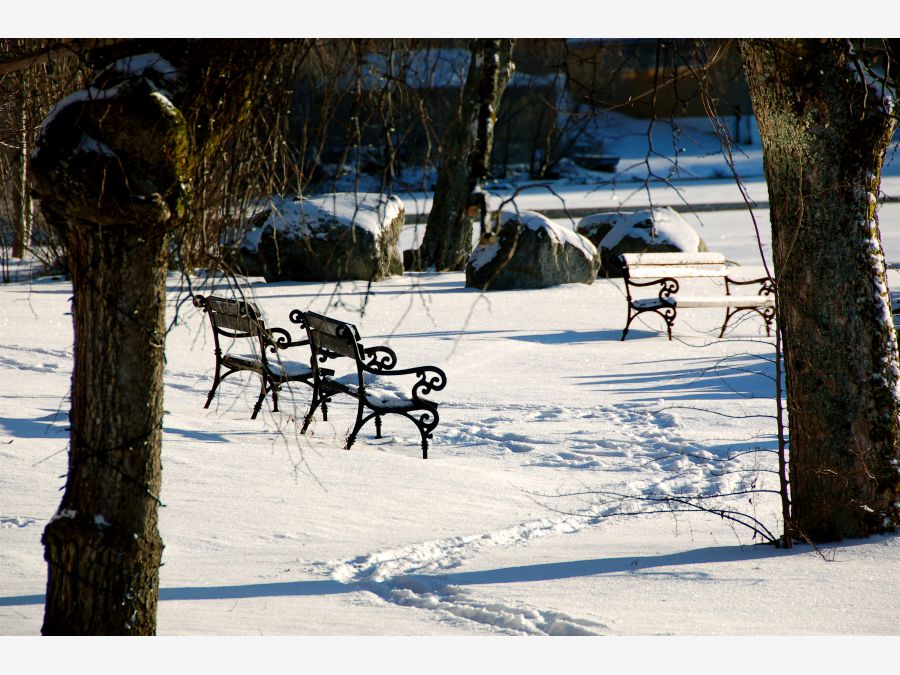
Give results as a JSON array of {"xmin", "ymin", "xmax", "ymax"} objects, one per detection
[
  {"xmin": 289, "ymin": 309, "xmax": 447, "ymax": 458},
  {"xmin": 194, "ymin": 295, "xmax": 329, "ymax": 419},
  {"xmin": 620, "ymin": 252, "xmax": 776, "ymax": 340}
]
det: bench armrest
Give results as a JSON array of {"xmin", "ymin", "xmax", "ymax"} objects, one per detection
[
  {"xmin": 360, "ymin": 361, "xmax": 448, "ymax": 400},
  {"xmin": 362, "ymin": 345, "xmax": 399, "ymax": 372},
  {"xmin": 266, "ymin": 326, "xmax": 310, "ymax": 350},
  {"xmin": 624, "ymin": 275, "xmax": 680, "ymax": 305},
  {"xmin": 724, "ymin": 275, "xmax": 775, "ymax": 296}
]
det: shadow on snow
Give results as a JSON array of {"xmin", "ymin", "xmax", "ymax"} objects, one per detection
[
  {"xmin": 0, "ymin": 541, "xmax": 837, "ymax": 608},
  {"xmin": 0, "ymin": 412, "xmax": 68, "ymax": 439},
  {"xmin": 573, "ymin": 353, "xmax": 777, "ymax": 402}
]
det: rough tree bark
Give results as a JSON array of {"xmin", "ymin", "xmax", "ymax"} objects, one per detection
[
  {"xmin": 30, "ymin": 62, "xmax": 188, "ymax": 635},
  {"xmin": 741, "ymin": 39, "xmax": 900, "ymax": 542},
  {"xmin": 27, "ymin": 38, "xmax": 300, "ymax": 635},
  {"xmin": 418, "ymin": 38, "xmax": 514, "ymax": 271}
]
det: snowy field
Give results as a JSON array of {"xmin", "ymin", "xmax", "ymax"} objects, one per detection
[{"xmin": 2, "ymin": 114, "xmax": 900, "ymax": 669}]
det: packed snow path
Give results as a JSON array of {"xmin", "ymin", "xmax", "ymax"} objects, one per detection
[{"xmin": 313, "ymin": 516, "xmax": 608, "ymax": 635}]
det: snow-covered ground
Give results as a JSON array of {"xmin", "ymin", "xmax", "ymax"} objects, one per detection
[{"xmin": 2, "ymin": 112, "xmax": 899, "ymax": 669}]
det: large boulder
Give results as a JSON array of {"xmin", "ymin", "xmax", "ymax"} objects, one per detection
[
  {"xmin": 576, "ymin": 206, "xmax": 708, "ymax": 277},
  {"xmin": 465, "ymin": 209, "xmax": 600, "ymax": 290},
  {"xmin": 234, "ymin": 193, "xmax": 404, "ymax": 281}
]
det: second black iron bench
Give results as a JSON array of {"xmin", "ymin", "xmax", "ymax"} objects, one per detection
[{"xmin": 290, "ymin": 310, "xmax": 447, "ymax": 458}]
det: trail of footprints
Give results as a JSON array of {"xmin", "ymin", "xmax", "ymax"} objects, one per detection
[
  {"xmin": 436, "ymin": 400, "xmax": 768, "ymax": 508},
  {"xmin": 304, "ymin": 401, "xmax": 767, "ymax": 634},
  {"xmin": 437, "ymin": 402, "xmax": 714, "ymax": 471},
  {"xmin": 311, "ymin": 516, "xmax": 607, "ymax": 635}
]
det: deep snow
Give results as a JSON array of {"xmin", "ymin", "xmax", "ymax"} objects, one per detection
[{"xmin": 2, "ymin": 111, "xmax": 899, "ymax": 670}]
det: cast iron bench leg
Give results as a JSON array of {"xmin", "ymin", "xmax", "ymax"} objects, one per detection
[{"xmin": 251, "ymin": 377, "xmax": 267, "ymax": 420}]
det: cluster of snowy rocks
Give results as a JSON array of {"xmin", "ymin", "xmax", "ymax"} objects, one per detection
[
  {"xmin": 233, "ymin": 193, "xmax": 707, "ymax": 289},
  {"xmin": 233, "ymin": 193, "xmax": 405, "ymax": 282}
]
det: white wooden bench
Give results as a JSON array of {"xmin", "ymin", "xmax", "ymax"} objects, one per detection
[{"xmin": 620, "ymin": 252, "xmax": 776, "ymax": 340}]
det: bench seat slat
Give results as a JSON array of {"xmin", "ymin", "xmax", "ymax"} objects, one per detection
[
  {"xmin": 334, "ymin": 376, "xmax": 415, "ymax": 409},
  {"xmin": 633, "ymin": 295, "xmax": 774, "ymax": 309},
  {"xmin": 621, "ymin": 252, "xmax": 726, "ymax": 266},
  {"xmin": 268, "ymin": 358, "xmax": 314, "ymax": 379},
  {"xmin": 671, "ymin": 295, "xmax": 774, "ymax": 309},
  {"xmin": 627, "ymin": 265, "xmax": 728, "ymax": 279},
  {"xmin": 222, "ymin": 354, "xmax": 264, "ymax": 374}
]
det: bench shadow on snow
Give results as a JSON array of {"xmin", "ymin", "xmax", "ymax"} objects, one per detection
[
  {"xmin": 509, "ymin": 329, "xmax": 629, "ymax": 343},
  {"xmin": 163, "ymin": 426, "xmax": 230, "ymax": 443},
  {"xmin": 358, "ymin": 328, "xmax": 628, "ymax": 343}
]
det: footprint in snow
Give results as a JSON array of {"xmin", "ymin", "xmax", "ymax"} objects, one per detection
[{"xmin": 1, "ymin": 516, "xmax": 37, "ymax": 529}]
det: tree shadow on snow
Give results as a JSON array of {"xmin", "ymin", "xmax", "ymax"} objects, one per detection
[
  {"xmin": 2, "ymin": 537, "xmax": 892, "ymax": 609},
  {"xmin": 0, "ymin": 579, "xmax": 354, "ymax": 608},
  {"xmin": 573, "ymin": 353, "xmax": 777, "ymax": 402},
  {"xmin": 440, "ymin": 543, "xmax": 797, "ymax": 587}
]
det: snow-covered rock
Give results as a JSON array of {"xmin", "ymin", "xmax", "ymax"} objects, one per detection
[
  {"xmin": 234, "ymin": 193, "xmax": 404, "ymax": 282},
  {"xmin": 576, "ymin": 206, "xmax": 708, "ymax": 277},
  {"xmin": 465, "ymin": 209, "xmax": 600, "ymax": 290}
]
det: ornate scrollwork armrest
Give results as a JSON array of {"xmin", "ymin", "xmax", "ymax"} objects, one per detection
[
  {"xmin": 266, "ymin": 326, "xmax": 309, "ymax": 351},
  {"xmin": 288, "ymin": 309, "xmax": 305, "ymax": 327},
  {"xmin": 267, "ymin": 326, "xmax": 295, "ymax": 349},
  {"xmin": 360, "ymin": 361, "xmax": 447, "ymax": 401},
  {"xmin": 363, "ymin": 345, "xmax": 398, "ymax": 372},
  {"xmin": 410, "ymin": 366, "xmax": 448, "ymax": 401},
  {"xmin": 724, "ymin": 274, "xmax": 776, "ymax": 296},
  {"xmin": 626, "ymin": 276, "xmax": 680, "ymax": 301},
  {"xmin": 656, "ymin": 277, "xmax": 679, "ymax": 303},
  {"xmin": 316, "ymin": 348, "xmax": 342, "ymax": 365}
]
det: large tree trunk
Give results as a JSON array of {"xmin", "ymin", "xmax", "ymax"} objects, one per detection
[
  {"xmin": 418, "ymin": 38, "xmax": 514, "ymax": 271},
  {"xmin": 24, "ymin": 38, "xmax": 297, "ymax": 635},
  {"xmin": 40, "ymin": 216, "xmax": 170, "ymax": 634},
  {"xmin": 30, "ymin": 65, "xmax": 188, "ymax": 634},
  {"xmin": 741, "ymin": 39, "xmax": 900, "ymax": 542}
]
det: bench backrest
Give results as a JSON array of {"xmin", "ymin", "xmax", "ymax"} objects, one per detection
[
  {"xmin": 301, "ymin": 311, "xmax": 363, "ymax": 361},
  {"xmin": 195, "ymin": 295, "xmax": 266, "ymax": 338},
  {"xmin": 621, "ymin": 252, "xmax": 728, "ymax": 279}
]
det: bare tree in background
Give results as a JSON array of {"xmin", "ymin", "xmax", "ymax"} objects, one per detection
[
  {"xmin": 290, "ymin": 39, "xmax": 450, "ymax": 198},
  {"xmin": 418, "ymin": 39, "xmax": 515, "ymax": 271},
  {"xmin": 0, "ymin": 39, "xmax": 87, "ymax": 274}
]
